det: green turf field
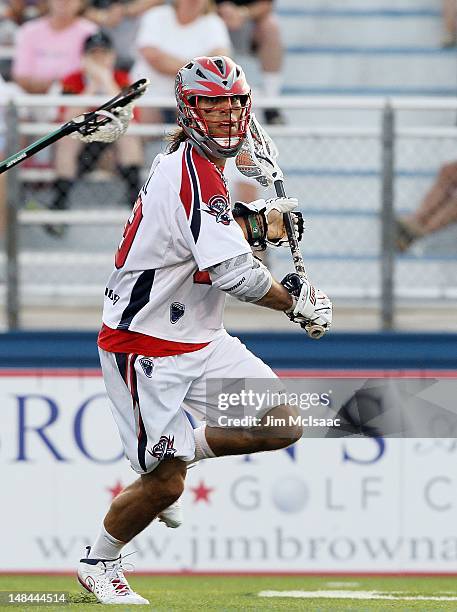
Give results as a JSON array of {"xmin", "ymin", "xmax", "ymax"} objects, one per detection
[{"xmin": 1, "ymin": 575, "xmax": 457, "ymax": 611}]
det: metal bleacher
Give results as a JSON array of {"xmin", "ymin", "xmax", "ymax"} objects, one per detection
[{"xmin": 4, "ymin": 0, "xmax": 457, "ymax": 330}]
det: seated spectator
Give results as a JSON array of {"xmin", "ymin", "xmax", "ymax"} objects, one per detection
[
  {"xmin": 0, "ymin": 1, "xmax": 47, "ymax": 78},
  {"xmin": 6, "ymin": 0, "xmax": 47, "ymax": 25},
  {"xmin": 0, "ymin": 72, "xmax": 9, "ymax": 237},
  {"xmin": 47, "ymin": 30, "xmax": 143, "ymax": 237},
  {"xmin": 132, "ymin": 0, "xmax": 258, "ymax": 202},
  {"xmin": 12, "ymin": 0, "xmax": 97, "ymax": 94},
  {"xmin": 0, "ymin": 3, "xmax": 17, "ymax": 79},
  {"xmin": 396, "ymin": 160, "xmax": 457, "ymax": 251},
  {"xmin": 131, "ymin": 0, "xmax": 230, "ymax": 123},
  {"xmin": 442, "ymin": 0, "xmax": 457, "ymax": 47},
  {"xmin": 84, "ymin": 0, "xmax": 163, "ymax": 70},
  {"xmin": 215, "ymin": 0, "xmax": 284, "ymax": 124}
]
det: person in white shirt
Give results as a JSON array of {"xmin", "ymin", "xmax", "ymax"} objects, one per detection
[
  {"xmin": 132, "ymin": 0, "xmax": 230, "ymax": 122},
  {"xmin": 77, "ymin": 56, "xmax": 333, "ymax": 605},
  {"xmin": 133, "ymin": 0, "xmax": 258, "ymax": 203}
]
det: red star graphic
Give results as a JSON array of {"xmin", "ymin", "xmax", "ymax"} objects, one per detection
[
  {"xmin": 107, "ymin": 480, "xmax": 124, "ymax": 500},
  {"xmin": 190, "ymin": 480, "xmax": 214, "ymax": 504}
]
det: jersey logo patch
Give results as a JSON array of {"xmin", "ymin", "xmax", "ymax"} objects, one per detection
[
  {"xmin": 170, "ymin": 302, "xmax": 185, "ymax": 324},
  {"xmin": 148, "ymin": 435, "xmax": 177, "ymax": 460},
  {"xmin": 203, "ymin": 195, "xmax": 232, "ymax": 225},
  {"xmin": 139, "ymin": 357, "xmax": 154, "ymax": 378}
]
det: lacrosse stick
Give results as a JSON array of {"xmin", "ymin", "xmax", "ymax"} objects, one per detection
[
  {"xmin": 235, "ymin": 113, "xmax": 326, "ymax": 339},
  {"xmin": 0, "ymin": 78, "xmax": 149, "ymax": 174}
]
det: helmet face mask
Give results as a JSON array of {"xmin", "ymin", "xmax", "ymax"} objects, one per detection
[{"xmin": 175, "ymin": 56, "xmax": 252, "ymax": 159}]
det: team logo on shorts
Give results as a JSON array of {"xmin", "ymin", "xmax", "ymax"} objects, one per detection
[
  {"xmin": 148, "ymin": 435, "xmax": 177, "ymax": 460},
  {"xmin": 139, "ymin": 357, "xmax": 154, "ymax": 378},
  {"xmin": 203, "ymin": 195, "xmax": 232, "ymax": 225},
  {"xmin": 170, "ymin": 302, "xmax": 185, "ymax": 324}
]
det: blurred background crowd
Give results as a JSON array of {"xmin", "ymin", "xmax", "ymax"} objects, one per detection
[
  {"xmin": 0, "ymin": 0, "xmax": 286, "ymax": 237},
  {"xmin": 0, "ymin": 0, "xmax": 457, "ymax": 330}
]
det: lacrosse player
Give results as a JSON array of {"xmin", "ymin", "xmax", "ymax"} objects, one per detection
[{"xmin": 78, "ymin": 55, "xmax": 332, "ymax": 604}]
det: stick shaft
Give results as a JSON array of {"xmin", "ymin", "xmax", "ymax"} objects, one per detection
[
  {"xmin": 273, "ymin": 178, "xmax": 325, "ymax": 340},
  {"xmin": 273, "ymin": 179, "xmax": 308, "ymax": 281},
  {"xmin": 0, "ymin": 124, "xmax": 74, "ymax": 174},
  {"xmin": 0, "ymin": 78, "xmax": 148, "ymax": 175}
]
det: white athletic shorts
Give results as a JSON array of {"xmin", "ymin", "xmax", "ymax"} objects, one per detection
[{"xmin": 99, "ymin": 331, "xmax": 280, "ymax": 474}]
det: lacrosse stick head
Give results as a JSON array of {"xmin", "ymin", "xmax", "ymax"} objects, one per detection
[
  {"xmin": 235, "ymin": 113, "xmax": 283, "ymax": 187},
  {"xmin": 72, "ymin": 78, "xmax": 149, "ymax": 143},
  {"xmin": 175, "ymin": 56, "xmax": 251, "ymax": 159}
]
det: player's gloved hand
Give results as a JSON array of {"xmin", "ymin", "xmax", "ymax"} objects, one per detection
[
  {"xmin": 264, "ymin": 197, "xmax": 304, "ymax": 247},
  {"xmin": 233, "ymin": 198, "xmax": 303, "ymax": 250},
  {"xmin": 281, "ymin": 272, "xmax": 332, "ymax": 331}
]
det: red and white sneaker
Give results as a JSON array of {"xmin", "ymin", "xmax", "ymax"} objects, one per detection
[
  {"xmin": 158, "ymin": 497, "xmax": 183, "ymax": 528},
  {"xmin": 77, "ymin": 547, "xmax": 149, "ymax": 605}
]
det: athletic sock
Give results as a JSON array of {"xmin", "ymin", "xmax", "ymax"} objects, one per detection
[
  {"xmin": 89, "ymin": 524, "xmax": 126, "ymax": 560},
  {"xmin": 190, "ymin": 425, "xmax": 216, "ymax": 464},
  {"xmin": 262, "ymin": 72, "xmax": 285, "ymax": 123}
]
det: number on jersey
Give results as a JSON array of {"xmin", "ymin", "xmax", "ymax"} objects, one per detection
[{"xmin": 115, "ymin": 195, "xmax": 143, "ymax": 269}]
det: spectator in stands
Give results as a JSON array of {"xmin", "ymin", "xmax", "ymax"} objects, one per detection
[
  {"xmin": 46, "ymin": 30, "xmax": 143, "ymax": 237},
  {"xmin": 395, "ymin": 160, "xmax": 457, "ymax": 251},
  {"xmin": 12, "ymin": 0, "xmax": 97, "ymax": 94},
  {"xmin": 0, "ymin": 4, "xmax": 16, "ymax": 79},
  {"xmin": 0, "ymin": 1, "xmax": 47, "ymax": 78},
  {"xmin": 442, "ymin": 0, "xmax": 457, "ymax": 47},
  {"xmin": 131, "ymin": 0, "xmax": 230, "ymax": 123},
  {"xmin": 132, "ymin": 0, "xmax": 258, "ymax": 202},
  {"xmin": 84, "ymin": 0, "xmax": 163, "ymax": 70},
  {"xmin": 0, "ymin": 73, "xmax": 9, "ymax": 237},
  {"xmin": 215, "ymin": 0, "xmax": 284, "ymax": 124},
  {"xmin": 5, "ymin": 0, "xmax": 47, "ymax": 25}
]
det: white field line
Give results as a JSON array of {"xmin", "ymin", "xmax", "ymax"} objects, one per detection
[
  {"xmin": 325, "ymin": 582, "xmax": 361, "ymax": 588},
  {"xmin": 258, "ymin": 590, "xmax": 457, "ymax": 601}
]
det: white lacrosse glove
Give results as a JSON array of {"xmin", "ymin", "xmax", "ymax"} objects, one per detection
[
  {"xmin": 281, "ymin": 273, "xmax": 332, "ymax": 331},
  {"xmin": 265, "ymin": 196, "xmax": 298, "ymax": 216},
  {"xmin": 71, "ymin": 102, "xmax": 134, "ymax": 144},
  {"xmin": 264, "ymin": 197, "xmax": 304, "ymax": 247}
]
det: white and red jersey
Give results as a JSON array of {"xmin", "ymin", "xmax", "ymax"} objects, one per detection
[{"xmin": 98, "ymin": 141, "xmax": 251, "ymax": 355}]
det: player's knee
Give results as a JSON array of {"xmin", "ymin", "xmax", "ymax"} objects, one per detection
[
  {"xmin": 161, "ymin": 473, "xmax": 185, "ymax": 506},
  {"xmin": 287, "ymin": 423, "xmax": 303, "ymax": 444},
  {"xmin": 142, "ymin": 459, "xmax": 185, "ymax": 506},
  {"xmin": 263, "ymin": 404, "xmax": 303, "ymax": 449},
  {"xmin": 267, "ymin": 427, "xmax": 302, "ymax": 449}
]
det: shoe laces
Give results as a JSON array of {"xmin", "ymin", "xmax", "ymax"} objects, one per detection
[{"xmin": 105, "ymin": 552, "xmax": 136, "ymax": 596}]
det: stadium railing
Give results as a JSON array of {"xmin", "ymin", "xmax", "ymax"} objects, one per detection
[{"xmin": 1, "ymin": 94, "xmax": 457, "ymax": 330}]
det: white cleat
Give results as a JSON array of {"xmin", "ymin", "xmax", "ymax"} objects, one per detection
[
  {"xmin": 157, "ymin": 497, "xmax": 183, "ymax": 528},
  {"xmin": 77, "ymin": 547, "xmax": 149, "ymax": 605}
]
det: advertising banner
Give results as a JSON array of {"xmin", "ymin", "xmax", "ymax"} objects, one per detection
[{"xmin": 2, "ymin": 371, "xmax": 457, "ymax": 572}]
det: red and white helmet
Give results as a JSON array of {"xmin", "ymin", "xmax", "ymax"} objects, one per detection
[{"xmin": 175, "ymin": 56, "xmax": 251, "ymax": 159}]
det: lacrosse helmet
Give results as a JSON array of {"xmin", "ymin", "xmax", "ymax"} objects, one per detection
[{"xmin": 175, "ymin": 56, "xmax": 251, "ymax": 159}]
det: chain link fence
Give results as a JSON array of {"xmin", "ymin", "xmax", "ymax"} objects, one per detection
[{"xmin": 1, "ymin": 95, "xmax": 457, "ymax": 330}]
